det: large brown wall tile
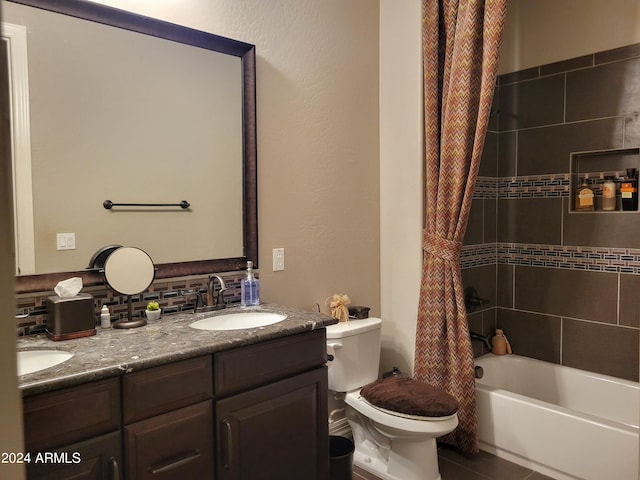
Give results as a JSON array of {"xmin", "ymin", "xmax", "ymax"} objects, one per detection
[
  {"xmin": 562, "ymin": 319, "xmax": 638, "ymax": 381},
  {"xmin": 514, "ymin": 266, "xmax": 618, "ymax": 324},
  {"xmin": 619, "ymin": 274, "xmax": 640, "ymax": 328},
  {"xmin": 498, "ymin": 74, "xmax": 564, "ymax": 131},
  {"xmin": 497, "ymin": 198, "xmax": 562, "ymax": 244},
  {"xmin": 496, "ymin": 308, "xmax": 561, "ymax": 363}
]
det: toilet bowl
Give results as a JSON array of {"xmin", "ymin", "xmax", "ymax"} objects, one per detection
[{"xmin": 326, "ymin": 318, "xmax": 458, "ymax": 480}]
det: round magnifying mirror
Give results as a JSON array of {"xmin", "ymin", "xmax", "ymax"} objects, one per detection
[{"xmin": 104, "ymin": 247, "xmax": 155, "ymax": 328}]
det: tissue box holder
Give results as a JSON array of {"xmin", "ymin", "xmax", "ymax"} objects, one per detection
[{"xmin": 46, "ymin": 293, "xmax": 96, "ymax": 341}]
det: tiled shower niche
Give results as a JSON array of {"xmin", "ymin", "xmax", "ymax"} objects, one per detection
[{"xmin": 569, "ymin": 147, "xmax": 640, "ymax": 212}]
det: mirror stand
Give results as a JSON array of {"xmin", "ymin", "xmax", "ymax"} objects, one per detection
[{"xmin": 113, "ymin": 296, "xmax": 147, "ymax": 329}]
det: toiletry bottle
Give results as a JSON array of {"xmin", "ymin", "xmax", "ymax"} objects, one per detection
[
  {"xmin": 575, "ymin": 178, "xmax": 594, "ymax": 211},
  {"xmin": 100, "ymin": 305, "xmax": 111, "ymax": 328},
  {"xmin": 621, "ymin": 168, "xmax": 638, "ymax": 211},
  {"xmin": 492, "ymin": 329, "xmax": 507, "ymax": 355},
  {"xmin": 241, "ymin": 261, "xmax": 260, "ymax": 306},
  {"xmin": 602, "ymin": 176, "xmax": 616, "ymax": 211}
]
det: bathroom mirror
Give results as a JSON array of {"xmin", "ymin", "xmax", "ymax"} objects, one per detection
[
  {"xmin": 104, "ymin": 246, "xmax": 155, "ymax": 328},
  {"xmin": 5, "ymin": 0, "xmax": 257, "ymax": 292}
]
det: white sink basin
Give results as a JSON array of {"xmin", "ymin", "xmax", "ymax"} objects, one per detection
[
  {"xmin": 17, "ymin": 350, "xmax": 74, "ymax": 376},
  {"xmin": 190, "ymin": 312, "xmax": 287, "ymax": 331}
]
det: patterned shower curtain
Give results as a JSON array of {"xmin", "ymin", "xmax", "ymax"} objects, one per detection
[{"xmin": 414, "ymin": 0, "xmax": 506, "ymax": 454}]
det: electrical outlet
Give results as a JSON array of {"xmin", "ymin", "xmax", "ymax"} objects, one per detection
[{"xmin": 272, "ymin": 248, "xmax": 285, "ymax": 271}]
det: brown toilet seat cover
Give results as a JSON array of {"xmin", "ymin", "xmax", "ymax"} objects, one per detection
[{"xmin": 360, "ymin": 376, "xmax": 459, "ymax": 417}]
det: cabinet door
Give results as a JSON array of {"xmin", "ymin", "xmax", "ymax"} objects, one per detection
[
  {"xmin": 124, "ymin": 400, "xmax": 214, "ymax": 480},
  {"xmin": 26, "ymin": 431, "xmax": 121, "ymax": 480},
  {"xmin": 216, "ymin": 367, "xmax": 328, "ymax": 480}
]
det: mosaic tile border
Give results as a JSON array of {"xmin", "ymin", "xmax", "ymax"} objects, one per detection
[
  {"xmin": 14, "ymin": 271, "xmax": 251, "ymax": 335},
  {"xmin": 474, "ymin": 172, "xmax": 629, "ymax": 199},
  {"xmin": 462, "ymin": 242, "xmax": 640, "ymax": 274}
]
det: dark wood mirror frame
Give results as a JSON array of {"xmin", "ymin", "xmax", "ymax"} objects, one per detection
[{"xmin": 8, "ymin": 0, "xmax": 258, "ymax": 293}]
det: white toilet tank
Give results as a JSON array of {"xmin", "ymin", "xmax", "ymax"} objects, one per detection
[{"xmin": 326, "ymin": 317, "xmax": 382, "ymax": 392}]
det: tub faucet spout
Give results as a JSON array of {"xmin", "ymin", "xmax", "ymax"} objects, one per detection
[{"xmin": 470, "ymin": 330, "xmax": 492, "ymax": 350}]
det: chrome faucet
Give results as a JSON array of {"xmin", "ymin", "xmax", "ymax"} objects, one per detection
[
  {"xmin": 207, "ymin": 274, "xmax": 227, "ymax": 310},
  {"xmin": 470, "ymin": 330, "xmax": 492, "ymax": 350}
]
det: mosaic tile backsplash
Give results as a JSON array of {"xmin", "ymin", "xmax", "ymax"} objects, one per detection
[
  {"xmin": 15, "ymin": 271, "xmax": 249, "ymax": 336},
  {"xmin": 463, "ymin": 42, "xmax": 640, "ymax": 381}
]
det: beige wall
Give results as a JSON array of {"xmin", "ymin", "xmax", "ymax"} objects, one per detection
[
  {"xmin": 78, "ymin": 0, "xmax": 382, "ymax": 314},
  {"xmin": 0, "ymin": 21, "xmax": 25, "ymax": 480},
  {"xmin": 499, "ymin": 0, "xmax": 640, "ymax": 74}
]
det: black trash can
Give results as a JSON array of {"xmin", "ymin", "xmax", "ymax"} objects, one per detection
[{"xmin": 329, "ymin": 435, "xmax": 354, "ymax": 480}]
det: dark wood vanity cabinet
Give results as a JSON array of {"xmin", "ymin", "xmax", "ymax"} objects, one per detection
[
  {"xmin": 214, "ymin": 329, "xmax": 329, "ymax": 480},
  {"xmin": 23, "ymin": 377, "xmax": 122, "ymax": 480},
  {"xmin": 122, "ymin": 355, "xmax": 214, "ymax": 479},
  {"xmin": 22, "ymin": 328, "xmax": 329, "ymax": 480}
]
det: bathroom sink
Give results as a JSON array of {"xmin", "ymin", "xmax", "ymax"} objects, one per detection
[
  {"xmin": 190, "ymin": 312, "xmax": 287, "ymax": 331},
  {"xmin": 17, "ymin": 350, "xmax": 74, "ymax": 376}
]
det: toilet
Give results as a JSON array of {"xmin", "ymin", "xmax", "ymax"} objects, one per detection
[{"xmin": 326, "ymin": 317, "xmax": 458, "ymax": 480}]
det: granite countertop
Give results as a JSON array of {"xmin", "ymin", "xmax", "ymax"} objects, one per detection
[{"xmin": 16, "ymin": 304, "xmax": 337, "ymax": 397}]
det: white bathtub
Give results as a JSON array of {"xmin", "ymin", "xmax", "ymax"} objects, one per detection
[{"xmin": 475, "ymin": 354, "xmax": 639, "ymax": 480}]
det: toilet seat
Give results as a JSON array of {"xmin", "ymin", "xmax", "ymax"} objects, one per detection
[{"xmin": 345, "ymin": 390, "xmax": 458, "ymax": 434}]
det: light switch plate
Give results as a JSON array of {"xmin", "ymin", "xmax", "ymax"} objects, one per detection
[{"xmin": 56, "ymin": 233, "xmax": 76, "ymax": 250}]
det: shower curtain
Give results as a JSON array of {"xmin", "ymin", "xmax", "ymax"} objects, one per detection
[{"xmin": 414, "ymin": 0, "xmax": 506, "ymax": 454}]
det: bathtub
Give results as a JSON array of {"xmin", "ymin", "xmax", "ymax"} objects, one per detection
[{"xmin": 474, "ymin": 354, "xmax": 639, "ymax": 480}]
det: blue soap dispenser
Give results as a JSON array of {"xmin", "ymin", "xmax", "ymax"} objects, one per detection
[{"xmin": 241, "ymin": 261, "xmax": 260, "ymax": 306}]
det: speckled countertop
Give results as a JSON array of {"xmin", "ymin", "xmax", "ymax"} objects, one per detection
[{"xmin": 16, "ymin": 304, "xmax": 337, "ymax": 397}]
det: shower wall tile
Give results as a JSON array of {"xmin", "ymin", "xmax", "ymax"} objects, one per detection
[
  {"xmin": 566, "ymin": 57, "xmax": 640, "ymax": 121},
  {"xmin": 498, "ymin": 74, "xmax": 565, "ymax": 131},
  {"xmin": 539, "ymin": 54, "xmax": 593, "ymax": 77},
  {"xmin": 462, "ymin": 264, "xmax": 496, "ymax": 310},
  {"xmin": 497, "ymin": 66, "xmax": 539, "ymax": 86},
  {"xmin": 497, "ymin": 132, "xmax": 517, "ymax": 177},
  {"xmin": 514, "ymin": 266, "xmax": 618, "ymax": 324},
  {"xmin": 619, "ymin": 274, "xmax": 640, "ymax": 328},
  {"xmin": 479, "ymin": 132, "xmax": 498, "ymax": 177},
  {"xmin": 496, "ymin": 264, "xmax": 514, "ymax": 308},
  {"xmin": 497, "ymin": 198, "xmax": 562, "ymax": 244},
  {"xmin": 496, "ymin": 308, "xmax": 561, "ymax": 364},
  {"xmin": 517, "ymin": 118, "xmax": 624, "ymax": 175},
  {"xmin": 483, "ymin": 198, "xmax": 497, "ymax": 243},
  {"xmin": 464, "ymin": 199, "xmax": 484, "ymax": 245},
  {"xmin": 624, "ymin": 114, "xmax": 640, "ymax": 147},
  {"xmin": 562, "ymin": 319, "xmax": 639, "ymax": 381},
  {"xmin": 562, "ymin": 198, "xmax": 640, "ymax": 249},
  {"xmin": 595, "ymin": 43, "xmax": 640, "ymax": 64}
]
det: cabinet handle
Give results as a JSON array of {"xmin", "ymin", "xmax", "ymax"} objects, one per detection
[
  {"xmin": 222, "ymin": 419, "xmax": 233, "ymax": 470},
  {"xmin": 147, "ymin": 449, "xmax": 201, "ymax": 475},
  {"xmin": 109, "ymin": 456, "xmax": 120, "ymax": 480}
]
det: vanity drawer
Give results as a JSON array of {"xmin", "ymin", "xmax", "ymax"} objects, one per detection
[
  {"xmin": 214, "ymin": 328, "xmax": 326, "ymax": 396},
  {"xmin": 124, "ymin": 400, "xmax": 214, "ymax": 480},
  {"xmin": 123, "ymin": 355, "xmax": 212, "ymax": 424},
  {"xmin": 23, "ymin": 377, "xmax": 121, "ymax": 452}
]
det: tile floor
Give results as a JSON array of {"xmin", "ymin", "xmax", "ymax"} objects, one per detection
[{"xmin": 352, "ymin": 446, "xmax": 558, "ymax": 480}]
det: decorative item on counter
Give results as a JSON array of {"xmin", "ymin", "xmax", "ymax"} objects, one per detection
[
  {"xmin": 621, "ymin": 168, "xmax": 638, "ymax": 211},
  {"xmin": 575, "ymin": 177, "xmax": 594, "ymax": 211},
  {"xmin": 145, "ymin": 301, "xmax": 161, "ymax": 321},
  {"xmin": 602, "ymin": 176, "xmax": 617, "ymax": 211},
  {"xmin": 348, "ymin": 305, "xmax": 370, "ymax": 319},
  {"xmin": 100, "ymin": 304, "xmax": 111, "ymax": 328},
  {"xmin": 326, "ymin": 293, "xmax": 351, "ymax": 323},
  {"xmin": 241, "ymin": 261, "xmax": 260, "ymax": 306},
  {"xmin": 47, "ymin": 277, "xmax": 96, "ymax": 341},
  {"xmin": 491, "ymin": 329, "xmax": 512, "ymax": 355}
]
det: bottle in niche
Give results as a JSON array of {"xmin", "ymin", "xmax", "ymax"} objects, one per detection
[
  {"xmin": 575, "ymin": 178, "xmax": 594, "ymax": 211},
  {"xmin": 241, "ymin": 261, "xmax": 260, "ymax": 306},
  {"xmin": 621, "ymin": 168, "xmax": 638, "ymax": 211},
  {"xmin": 601, "ymin": 176, "xmax": 616, "ymax": 211}
]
